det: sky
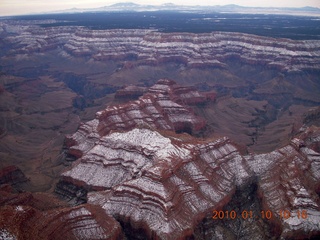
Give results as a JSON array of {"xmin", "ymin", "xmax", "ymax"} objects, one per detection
[{"xmin": 1, "ymin": 0, "xmax": 320, "ymax": 16}]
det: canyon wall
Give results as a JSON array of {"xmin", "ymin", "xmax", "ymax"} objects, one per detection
[{"xmin": 2, "ymin": 22, "xmax": 320, "ymax": 72}]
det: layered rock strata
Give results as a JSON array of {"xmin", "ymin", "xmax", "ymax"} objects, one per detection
[
  {"xmin": 0, "ymin": 186, "xmax": 123, "ymax": 240},
  {"xmin": 246, "ymin": 126, "xmax": 320, "ymax": 239},
  {"xmin": 2, "ymin": 21, "xmax": 320, "ymax": 71},
  {"xmin": 61, "ymin": 124, "xmax": 320, "ymax": 239},
  {"xmin": 65, "ymin": 79, "xmax": 207, "ymax": 159},
  {"xmin": 0, "ymin": 165, "xmax": 123, "ymax": 240},
  {"xmin": 60, "ymin": 79, "xmax": 320, "ymax": 239},
  {"xmin": 63, "ymin": 128, "xmax": 252, "ymax": 239}
]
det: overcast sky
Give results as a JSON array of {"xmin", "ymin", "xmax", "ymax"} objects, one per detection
[{"xmin": 1, "ymin": 0, "xmax": 320, "ymax": 16}]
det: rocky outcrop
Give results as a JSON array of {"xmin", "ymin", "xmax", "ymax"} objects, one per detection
[
  {"xmin": 65, "ymin": 79, "xmax": 208, "ymax": 159},
  {"xmin": 63, "ymin": 128, "xmax": 252, "ymax": 239},
  {"xmin": 162, "ymin": 83, "xmax": 209, "ymax": 105},
  {"xmin": 59, "ymin": 77, "xmax": 320, "ymax": 239},
  {"xmin": 246, "ymin": 126, "xmax": 320, "ymax": 239},
  {"xmin": 2, "ymin": 21, "xmax": 320, "ymax": 72},
  {"xmin": 60, "ymin": 123, "xmax": 320, "ymax": 239},
  {"xmin": 3, "ymin": 23, "xmax": 77, "ymax": 54},
  {"xmin": 0, "ymin": 204, "xmax": 123, "ymax": 240},
  {"xmin": 0, "ymin": 186, "xmax": 123, "ymax": 240},
  {"xmin": 54, "ymin": 180, "xmax": 88, "ymax": 205}
]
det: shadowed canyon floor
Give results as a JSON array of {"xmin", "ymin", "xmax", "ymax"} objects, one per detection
[{"xmin": 0, "ymin": 18, "xmax": 320, "ymax": 239}]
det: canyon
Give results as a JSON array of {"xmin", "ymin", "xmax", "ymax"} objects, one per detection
[{"xmin": 0, "ymin": 17, "xmax": 320, "ymax": 239}]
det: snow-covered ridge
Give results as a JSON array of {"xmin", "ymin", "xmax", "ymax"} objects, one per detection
[
  {"xmin": 60, "ymin": 79, "xmax": 320, "ymax": 239},
  {"xmin": 3, "ymin": 22, "xmax": 320, "ymax": 71},
  {"xmin": 63, "ymin": 122, "xmax": 320, "ymax": 239}
]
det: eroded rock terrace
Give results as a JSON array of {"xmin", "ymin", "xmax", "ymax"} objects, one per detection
[
  {"xmin": 65, "ymin": 79, "xmax": 207, "ymax": 159},
  {"xmin": 59, "ymin": 80, "xmax": 320, "ymax": 239},
  {"xmin": 0, "ymin": 186, "xmax": 123, "ymax": 240},
  {"xmin": 2, "ymin": 21, "xmax": 320, "ymax": 72}
]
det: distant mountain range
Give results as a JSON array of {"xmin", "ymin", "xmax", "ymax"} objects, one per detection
[{"xmin": 47, "ymin": 2, "xmax": 320, "ymax": 16}]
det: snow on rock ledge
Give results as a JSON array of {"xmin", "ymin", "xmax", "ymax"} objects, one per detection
[
  {"xmin": 58, "ymin": 79, "xmax": 320, "ymax": 239},
  {"xmin": 64, "ymin": 79, "xmax": 207, "ymax": 159},
  {"xmin": 61, "ymin": 121, "xmax": 320, "ymax": 239},
  {"xmin": 3, "ymin": 22, "xmax": 320, "ymax": 72},
  {"xmin": 80, "ymin": 129, "xmax": 252, "ymax": 239}
]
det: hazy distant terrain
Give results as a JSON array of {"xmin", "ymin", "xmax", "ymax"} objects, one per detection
[{"xmin": 7, "ymin": 11, "xmax": 320, "ymax": 40}]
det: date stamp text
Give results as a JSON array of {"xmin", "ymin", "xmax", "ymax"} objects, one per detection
[{"xmin": 212, "ymin": 210, "xmax": 308, "ymax": 220}]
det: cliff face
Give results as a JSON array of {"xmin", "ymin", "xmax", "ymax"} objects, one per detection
[
  {"xmin": 58, "ymin": 80, "xmax": 320, "ymax": 239},
  {"xmin": 2, "ymin": 22, "xmax": 320, "ymax": 72}
]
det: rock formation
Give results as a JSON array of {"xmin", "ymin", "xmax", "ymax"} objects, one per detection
[
  {"xmin": 0, "ymin": 182, "xmax": 123, "ymax": 240},
  {"xmin": 2, "ymin": 21, "xmax": 320, "ymax": 72},
  {"xmin": 84, "ymin": 129, "xmax": 254, "ymax": 239},
  {"xmin": 65, "ymin": 79, "xmax": 208, "ymax": 159},
  {"xmin": 246, "ymin": 126, "xmax": 320, "ymax": 239},
  {"xmin": 60, "ymin": 125, "xmax": 320, "ymax": 239},
  {"xmin": 58, "ymin": 79, "xmax": 320, "ymax": 239}
]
